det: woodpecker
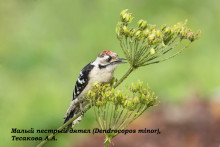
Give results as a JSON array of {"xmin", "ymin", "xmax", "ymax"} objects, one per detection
[{"xmin": 64, "ymin": 50, "xmax": 126, "ymax": 130}]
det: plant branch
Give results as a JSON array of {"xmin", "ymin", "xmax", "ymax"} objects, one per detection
[
  {"xmin": 104, "ymin": 138, "xmax": 111, "ymax": 147},
  {"xmin": 113, "ymin": 67, "xmax": 134, "ymax": 88}
]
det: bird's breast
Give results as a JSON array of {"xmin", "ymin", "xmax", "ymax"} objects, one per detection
[{"xmin": 89, "ymin": 66, "xmax": 114, "ymax": 83}]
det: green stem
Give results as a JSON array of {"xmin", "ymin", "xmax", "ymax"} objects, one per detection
[
  {"xmin": 143, "ymin": 42, "xmax": 192, "ymax": 66},
  {"xmin": 113, "ymin": 67, "xmax": 134, "ymax": 88},
  {"xmin": 104, "ymin": 139, "xmax": 111, "ymax": 147}
]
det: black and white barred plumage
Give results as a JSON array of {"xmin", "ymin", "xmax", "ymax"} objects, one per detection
[
  {"xmin": 64, "ymin": 51, "xmax": 126, "ymax": 130},
  {"xmin": 73, "ymin": 62, "xmax": 94, "ymax": 99}
]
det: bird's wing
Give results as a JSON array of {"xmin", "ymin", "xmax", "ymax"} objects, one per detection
[{"xmin": 72, "ymin": 62, "xmax": 94, "ymax": 100}]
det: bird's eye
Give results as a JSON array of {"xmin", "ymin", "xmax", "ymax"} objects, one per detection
[{"xmin": 106, "ymin": 56, "xmax": 112, "ymax": 62}]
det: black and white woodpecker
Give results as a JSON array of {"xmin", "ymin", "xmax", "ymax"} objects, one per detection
[{"xmin": 64, "ymin": 50, "xmax": 126, "ymax": 130}]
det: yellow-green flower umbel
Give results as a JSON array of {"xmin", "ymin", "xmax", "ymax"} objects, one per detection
[
  {"xmin": 86, "ymin": 81, "xmax": 158, "ymax": 145},
  {"xmin": 116, "ymin": 9, "xmax": 201, "ymax": 69}
]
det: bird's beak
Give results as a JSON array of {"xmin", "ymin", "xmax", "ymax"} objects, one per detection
[
  {"xmin": 118, "ymin": 58, "xmax": 127, "ymax": 63},
  {"xmin": 110, "ymin": 58, "xmax": 127, "ymax": 65}
]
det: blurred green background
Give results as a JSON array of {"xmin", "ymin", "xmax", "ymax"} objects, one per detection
[{"xmin": 1, "ymin": 0, "xmax": 219, "ymax": 147}]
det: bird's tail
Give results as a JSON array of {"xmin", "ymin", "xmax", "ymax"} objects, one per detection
[{"xmin": 64, "ymin": 99, "xmax": 82, "ymax": 131}]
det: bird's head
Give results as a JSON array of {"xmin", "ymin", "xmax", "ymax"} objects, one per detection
[{"xmin": 92, "ymin": 50, "xmax": 126, "ymax": 70}]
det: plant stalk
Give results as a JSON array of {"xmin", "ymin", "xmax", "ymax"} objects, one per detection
[
  {"xmin": 104, "ymin": 138, "xmax": 111, "ymax": 147},
  {"xmin": 113, "ymin": 67, "xmax": 134, "ymax": 88}
]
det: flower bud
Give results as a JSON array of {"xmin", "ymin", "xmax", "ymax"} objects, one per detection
[
  {"xmin": 133, "ymin": 96, "xmax": 140, "ymax": 104},
  {"xmin": 123, "ymin": 26, "xmax": 130, "ymax": 36},
  {"xmin": 137, "ymin": 19, "xmax": 147, "ymax": 30},
  {"xmin": 180, "ymin": 29, "xmax": 187, "ymax": 39},
  {"xmin": 124, "ymin": 100, "xmax": 128, "ymax": 107},
  {"xmin": 177, "ymin": 23, "xmax": 182, "ymax": 29},
  {"xmin": 170, "ymin": 28, "xmax": 174, "ymax": 35},
  {"xmin": 187, "ymin": 31, "xmax": 194, "ymax": 42},
  {"xmin": 150, "ymin": 48, "xmax": 155, "ymax": 55},
  {"xmin": 173, "ymin": 25, "xmax": 177, "ymax": 30},
  {"xmin": 161, "ymin": 24, "xmax": 167, "ymax": 31},
  {"xmin": 135, "ymin": 30, "xmax": 142, "ymax": 40},
  {"xmin": 96, "ymin": 101, "xmax": 102, "ymax": 107},
  {"xmin": 87, "ymin": 90, "xmax": 92, "ymax": 96},
  {"xmin": 126, "ymin": 100, "xmax": 132, "ymax": 107},
  {"xmin": 153, "ymin": 38, "xmax": 162, "ymax": 45},
  {"xmin": 118, "ymin": 90, "xmax": 123, "ymax": 98},
  {"xmin": 156, "ymin": 30, "xmax": 162, "ymax": 37},
  {"xmin": 165, "ymin": 27, "xmax": 171, "ymax": 34},
  {"xmin": 187, "ymin": 31, "xmax": 192, "ymax": 37},
  {"xmin": 137, "ymin": 80, "xmax": 143, "ymax": 89},
  {"xmin": 148, "ymin": 33, "xmax": 156, "ymax": 41},
  {"xmin": 141, "ymin": 93, "xmax": 146, "ymax": 102},
  {"xmin": 111, "ymin": 88, "xmax": 115, "ymax": 94},
  {"xmin": 120, "ymin": 9, "xmax": 133, "ymax": 23},
  {"xmin": 120, "ymin": 9, "xmax": 128, "ymax": 18},
  {"xmin": 143, "ymin": 29, "xmax": 150, "ymax": 37},
  {"xmin": 129, "ymin": 28, "xmax": 135, "ymax": 37},
  {"xmin": 149, "ymin": 24, "xmax": 156, "ymax": 31}
]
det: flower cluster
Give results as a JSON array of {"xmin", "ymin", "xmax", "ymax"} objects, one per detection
[
  {"xmin": 85, "ymin": 81, "xmax": 158, "ymax": 142},
  {"xmin": 116, "ymin": 9, "xmax": 201, "ymax": 68},
  {"xmin": 86, "ymin": 81, "xmax": 157, "ymax": 111}
]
